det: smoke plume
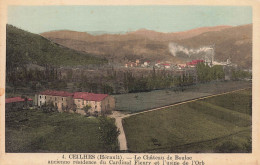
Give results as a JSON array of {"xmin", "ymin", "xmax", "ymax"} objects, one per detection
[{"xmin": 168, "ymin": 42, "xmax": 213, "ymax": 58}]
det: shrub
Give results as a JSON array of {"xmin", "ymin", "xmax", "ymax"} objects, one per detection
[{"xmin": 98, "ymin": 116, "xmax": 120, "ymax": 152}]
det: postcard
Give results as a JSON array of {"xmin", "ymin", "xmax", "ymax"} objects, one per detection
[{"xmin": 0, "ymin": 0, "xmax": 259, "ymax": 165}]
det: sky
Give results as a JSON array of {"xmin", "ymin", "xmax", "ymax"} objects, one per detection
[{"xmin": 7, "ymin": 6, "xmax": 252, "ymax": 34}]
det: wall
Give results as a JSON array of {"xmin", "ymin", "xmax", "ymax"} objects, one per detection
[
  {"xmin": 36, "ymin": 94, "xmax": 73, "ymax": 112},
  {"xmin": 74, "ymin": 99, "xmax": 101, "ymax": 114},
  {"xmin": 101, "ymin": 96, "xmax": 115, "ymax": 113}
]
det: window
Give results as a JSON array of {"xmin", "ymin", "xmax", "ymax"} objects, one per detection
[
  {"xmin": 62, "ymin": 98, "xmax": 63, "ymax": 101},
  {"xmin": 55, "ymin": 97, "xmax": 57, "ymax": 101},
  {"xmin": 78, "ymin": 99, "xmax": 80, "ymax": 102},
  {"xmin": 40, "ymin": 101, "xmax": 42, "ymax": 106},
  {"xmin": 40, "ymin": 96, "xmax": 41, "ymax": 99},
  {"xmin": 45, "ymin": 96, "xmax": 46, "ymax": 99},
  {"xmin": 82, "ymin": 100, "xmax": 84, "ymax": 105}
]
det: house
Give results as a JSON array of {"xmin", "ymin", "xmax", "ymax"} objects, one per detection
[
  {"xmin": 186, "ymin": 60, "xmax": 204, "ymax": 67},
  {"xmin": 6, "ymin": 96, "xmax": 33, "ymax": 110},
  {"xmin": 35, "ymin": 90, "xmax": 74, "ymax": 112},
  {"xmin": 161, "ymin": 63, "xmax": 171, "ymax": 69},
  {"xmin": 35, "ymin": 90, "xmax": 115, "ymax": 116},
  {"xmin": 125, "ymin": 62, "xmax": 135, "ymax": 68},
  {"xmin": 178, "ymin": 64, "xmax": 187, "ymax": 69},
  {"xmin": 143, "ymin": 61, "xmax": 150, "ymax": 67},
  {"xmin": 73, "ymin": 92, "xmax": 115, "ymax": 115}
]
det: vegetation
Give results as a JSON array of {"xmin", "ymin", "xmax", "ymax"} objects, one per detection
[
  {"xmin": 41, "ymin": 101, "xmax": 58, "ymax": 113},
  {"xmin": 115, "ymin": 81, "xmax": 251, "ymax": 112},
  {"xmin": 231, "ymin": 69, "xmax": 252, "ymax": 80},
  {"xmin": 5, "ymin": 108, "xmax": 119, "ymax": 152},
  {"xmin": 83, "ymin": 105, "xmax": 92, "ymax": 116},
  {"xmin": 98, "ymin": 116, "xmax": 120, "ymax": 152},
  {"xmin": 6, "ymin": 25, "xmax": 107, "ymax": 69},
  {"xmin": 203, "ymin": 89, "xmax": 252, "ymax": 115},
  {"xmin": 6, "ymin": 25, "xmax": 109, "ymax": 94},
  {"xmin": 123, "ymin": 89, "xmax": 252, "ymax": 153},
  {"xmin": 122, "ymin": 68, "xmax": 195, "ymax": 93},
  {"xmin": 196, "ymin": 63, "xmax": 225, "ymax": 83}
]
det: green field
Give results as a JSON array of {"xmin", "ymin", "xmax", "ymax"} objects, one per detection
[
  {"xmin": 114, "ymin": 81, "xmax": 251, "ymax": 112},
  {"xmin": 123, "ymin": 89, "xmax": 252, "ymax": 153},
  {"xmin": 6, "ymin": 109, "xmax": 118, "ymax": 153}
]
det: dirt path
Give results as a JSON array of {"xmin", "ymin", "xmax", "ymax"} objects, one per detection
[
  {"xmin": 109, "ymin": 111, "xmax": 130, "ymax": 151},
  {"xmin": 109, "ymin": 87, "xmax": 251, "ymax": 151}
]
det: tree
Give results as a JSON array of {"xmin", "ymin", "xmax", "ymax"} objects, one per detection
[
  {"xmin": 98, "ymin": 116, "xmax": 120, "ymax": 152},
  {"xmin": 83, "ymin": 105, "xmax": 92, "ymax": 116}
]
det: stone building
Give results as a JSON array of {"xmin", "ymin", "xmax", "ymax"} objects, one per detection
[
  {"xmin": 35, "ymin": 90, "xmax": 74, "ymax": 112},
  {"xmin": 35, "ymin": 90, "xmax": 115, "ymax": 115},
  {"xmin": 73, "ymin": 92, "xmax": 115, "ymax": 115}
]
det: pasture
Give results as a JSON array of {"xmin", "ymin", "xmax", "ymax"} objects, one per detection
[
  {"xmin": 122, "ymin": 89, "xmax": 252, "ymax": 153},
  {"xmin": 114, "ymin": 81, "xmax": 251, "ymax": 112},
  {"xmin": 5, "ymin": 109, "xmax": 118, "ymax": 153}
]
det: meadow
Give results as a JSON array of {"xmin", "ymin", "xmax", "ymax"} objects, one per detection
[
  {"xmin": 122, "ymin": 89, "xmax": 252, "ymax": 153},
  {"xmin": 5, "ymin": 109, "xmax": 118, "ymax": 153},
  {"xmin": 115, "ymin": 81, "xmax": 251, "ymax": 112}
]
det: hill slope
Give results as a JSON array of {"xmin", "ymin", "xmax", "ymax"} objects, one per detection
[
  {"xmin": 41, "ymin": 24, "xmax": 252, "ymax": 68},
  {"xmin": 6, "ymin": 25, "xmax": 107, "ymax": 71},
  {"xmin": 177, "ymin": 24, "xmax": 252, "ymax": 68}
]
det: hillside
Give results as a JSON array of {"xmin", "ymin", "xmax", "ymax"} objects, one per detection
[
  {"xmin": 177, "ymin": 24, "xmax": 252, "ymax": 68},
  {"xmin": 41, "ymin": 24, "xmax": 252, "ymax": 68},
  {"xmin": 127, "ymin": 25, "xmax": 232, "ymax": 41},
  {"xmin": 6, "ymin": 24, "xmax": 107, "ymax": 71}
]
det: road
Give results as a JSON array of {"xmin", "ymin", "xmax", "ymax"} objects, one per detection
[{"xmin": 109, "ymin": 87, "xmax": 251, "ymax": 151}]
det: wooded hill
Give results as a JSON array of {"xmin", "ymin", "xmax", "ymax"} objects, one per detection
[{"xmin": 6, "ymin": 24, "xmax": 107, "ymax": 72}]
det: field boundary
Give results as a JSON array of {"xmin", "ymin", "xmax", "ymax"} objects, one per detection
[{"xmin": 113, "ymin": 87, "xmax": 251, "ymax": 151}]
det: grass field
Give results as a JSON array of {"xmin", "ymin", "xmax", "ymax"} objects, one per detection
[
  {"xmin": 5, "ymin": 109, "xmax": 118, "ymax": 153},
  {"xmin": 123, "ymin": 89, "xmax": 252, "ymax": 153},
  {"xmin": 114, "ymin": 81, "xmax": 251, "ymax": 112}
]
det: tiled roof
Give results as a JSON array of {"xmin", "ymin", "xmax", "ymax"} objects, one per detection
[
  {"xmin": 39, "ymin": 90, "xmax": 74, "ymax": 97},
  {"xmin": 38, "ymin": 90, "xmax": 109, "ymax": 101},
  {"xmin": 6, "ymin": 97, "xmax": 33, "ymax": 104},
  {"xmin": 73, "ymin": 92, "xmax": 108, "ymax": 101}
]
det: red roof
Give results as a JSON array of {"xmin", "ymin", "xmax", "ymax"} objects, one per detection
[
  {"xmin": 162, "ymin": 63, "xmax": 170, "ymax": 66},
  {"xmin": 39, "ymin": 90, "xmax": 73, "ymax": 97},
  {"xmin": 73, "ymin": 92, "xmax": 108, "ymax": 101},
  {"xmin": 187, "ymin": 60, "xmax": 204, "ymax": 65},
  {"xmin": 6, "ymin": 97, "xmax": 32, "ymax": 104}
]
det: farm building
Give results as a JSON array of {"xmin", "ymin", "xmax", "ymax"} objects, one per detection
[
  {"xmin": 73, "ymin": 92, "xmax": 115, "ymax": 115},
  {"xmin": 35, "ymin": 90, "xmax": 74, "ymax": 112},
  {"xmin": 5, "ymin": 96, "xmax": 33, "ymax": 110},
  {"xmin": 35, "ymin": 90, "xmax": 115, "ymax": 115}
]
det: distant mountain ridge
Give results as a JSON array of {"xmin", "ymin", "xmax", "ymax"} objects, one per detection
[
  {"xmin": 40, "ymin": 24, "xmax": 252, "ymax": 68},
  {"xmin": 41, "ymin": 25, "xmax": 232, "ymax": 42}
]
